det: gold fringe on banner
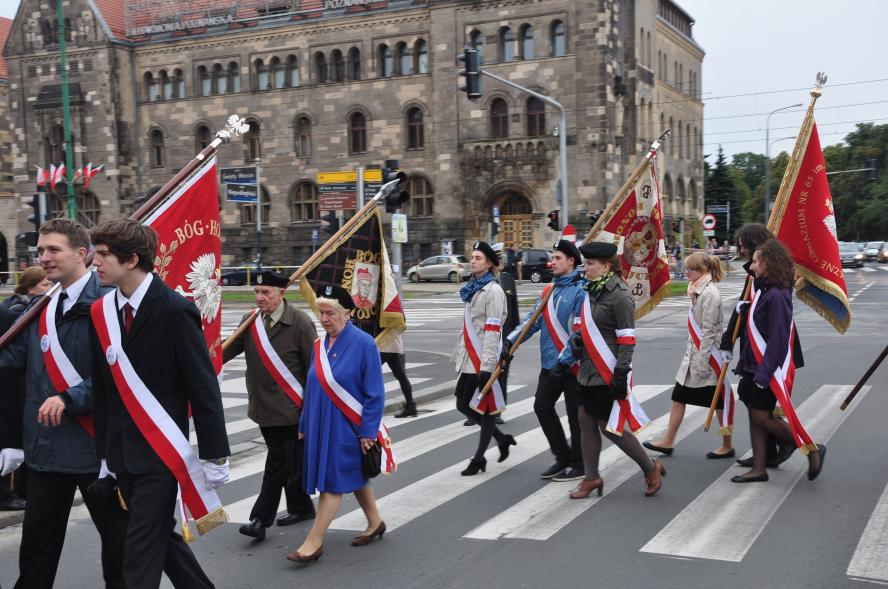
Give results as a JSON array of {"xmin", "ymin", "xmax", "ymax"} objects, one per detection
[
  {"xmin": 182, "ymin": 521, "xmax": 196, "ymax": 544},
  {"xmin": 718, "ymin": 425, "xmax": 734, "ymax": 436},
  {"xmin": 195, "ymin": 507, "xmax": 229, "ymax": 535}
]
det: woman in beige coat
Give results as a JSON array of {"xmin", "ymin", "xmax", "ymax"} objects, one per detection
[{"xmin": 644, "ymin": 253, "xmax": 734, "ymax": 458}]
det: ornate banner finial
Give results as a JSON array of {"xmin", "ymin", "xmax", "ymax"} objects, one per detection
[
  {"xmin": 213, "ymin": 115, "xmax": 250, "ymax": 146},
  {"xmin": 813, "ymin": 72, "xmax": 828, "ymax": 97}
]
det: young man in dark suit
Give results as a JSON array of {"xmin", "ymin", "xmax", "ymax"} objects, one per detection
[{"xmin": 89, "ymin": 219, "xmax": 230, "ymax": 589}]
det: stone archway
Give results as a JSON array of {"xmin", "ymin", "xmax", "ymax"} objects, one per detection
[{"xmin": 496, "ymin": 192, "xmax": 534, "ymax": 248}]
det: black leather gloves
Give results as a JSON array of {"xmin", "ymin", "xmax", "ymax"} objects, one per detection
[
  {"xmin": 500, "ymin": 339, "xmax": 513, "ymax": 366},
  {"xmin": 609, "ymin": 367, "xmax": 629, "ymax": 400}
]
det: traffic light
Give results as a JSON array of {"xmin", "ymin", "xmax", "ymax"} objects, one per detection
[
  {"xmin": 491, "ymin": 219, "xmax": 499, "ymax": 237},
  {"xmin": 381, "ymin": 160, "xmax": 409, "ymax": 213},
  {"xmin": 457, "ymin": 48, "xmax": 482, "ymax": 101},
  {"xmin": 547, "ymin": 210, "xmax": 560, "ymax": 231},
  {"xmin": 26, "ymin": 193, "xmax": 47, "ymax": 233},
  {"xmin": 17, "ymin": 232, "xmax": 38, "ymax": 248},
  {"xmin": 320, "ymin": 211, "xmax": 339, "ymax": 237},
  {"xmin": 865, "ymin": 158, "xmax": 878, "ymax": 181},
  {"xmin": 589, "ymin": 209, "xmax": 603, "ymax": 225},
  {"xmin": 672, "ymin": 219, "xmax": 682, "ymax": 233}
]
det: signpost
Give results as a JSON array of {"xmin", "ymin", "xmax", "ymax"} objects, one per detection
[
  {"xmin": 702, "ymin": 213, "xmax": 717, "ymax": 239},
  {"xmin": 226, "ymin": 184, "xmax": 258, "ymax": 202},
  {"xmin": 317, "ymin": 169, "xmax": 383, "ymax": 211},
  {"xmin": 392, "ymin": 213, "xmax": 408, "ymax": 243},
  {"xmin": 221, "ymin": 163, "xmax": 262, "ymax": 268},
  {"xmin": 705, "ymin": 204, "xmax": 730, "ymax": 240}
]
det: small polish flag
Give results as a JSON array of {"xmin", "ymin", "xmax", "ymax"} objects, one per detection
[
  {"xmin": 35, "ymin": 166, "xmax": 49, "ymax": 187},
  {"xmin": 84, "ymin": 162, "xmax": 104, "ymax": 189},
  {"xmin": 561, "ymin": 224, "xmax": 577, "ymax": 243}
]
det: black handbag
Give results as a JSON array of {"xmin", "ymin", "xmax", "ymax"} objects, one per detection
[{"xmin": 361, "ymin": 440, "xmax": 383, "ymax": 478}]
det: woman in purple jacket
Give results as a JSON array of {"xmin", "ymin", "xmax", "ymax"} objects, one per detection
[{"xmin": 731, "ymin": 239, "xmax": 825, "ymax": 483}]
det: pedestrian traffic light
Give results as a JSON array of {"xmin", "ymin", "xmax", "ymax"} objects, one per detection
[
  {"xmin": 25, "ymin": 193, "xmax": 47, "ymax": 233},
  {"xmin": 457, "ymin": 48, "xmax": 482, "ymax": 101},
  {"xmin": 491, "ymin": 219, "xmax": 499, "ymax": 237},
  {"xmin": 865, "ymin": 158, "xmax": 878, "ymax": 181},
  {"xmin": 320, "ymin": 211, "xmax": 339, "ymax": 237},
  {"xmin": 381, "ymin": 160, "xmax": 409, "ymax": 213},
  {"xmin": 547, "ymin": 210, "xmax": 560, "ymax": 231}
]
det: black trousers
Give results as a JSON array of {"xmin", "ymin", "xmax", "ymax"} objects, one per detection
[
  {"xmin": 381, "ymin": 352, "xmax": 413, "ymax": 404},
  {"xmin": 534, "ymin": 369, "xmax": 582, "ymax": 468},
  {"xmin": 250, "ymin": 425, "xmax": 314, "ymax": 527},
  {"xmin": 117, "ymin": 471, "xmax": 215, "ymax": 589},
  {"xmin": 15, "ymin": 469, "xmax": 127, "ymax": 589}
]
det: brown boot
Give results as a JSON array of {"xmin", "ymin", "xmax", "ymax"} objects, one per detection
[
  {"xmin": 644, "ymin": 459, "xmax": 666, "ymax": 497},
  {"xmin": 569, "ymin": 477, "xmax": 604, "ymax": 499}
]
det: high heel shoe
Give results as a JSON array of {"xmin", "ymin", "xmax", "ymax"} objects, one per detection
[
  {"xmin": 497, "ymin": 434, "xmax": 517, "ymax": 463},
  {"xmin": 352, "ymin": 521, "xmax": 386, "ymax": 546},
  {"xmin": 807, "ymin": 444, "xmax": 826, "ymax": 481},
  {"xmin": 644, "ymin": 459, "xmax": 666, "ymax": 497},
  {"xmin": 569, "ymin": 477, "xmax": 604, "ymax": 499},
  {"xmin": 461, "ymin": 457, "xmax": 487, "ymax": 476},
  {"xmin": 286, "ymin": 544, "xmax": 324, "ymax": 563}
]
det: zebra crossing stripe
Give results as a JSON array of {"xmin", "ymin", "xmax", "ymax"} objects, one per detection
[
  {"xmin": 640, "ymin": 384, "xmax": 870, "ymax": 562},
  {"xmin": 847, "ymin": 480, "xmax": 888, "ymax": 582}
]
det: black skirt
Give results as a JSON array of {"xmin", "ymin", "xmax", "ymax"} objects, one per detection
[
  {"xmin": 671, "ymin": 382, "xmax": 720, "ymax": 408},
  {"xmin": 576, "ymin": 384, "xmax": 614, "ymax": 421},
  {"xmin": 737, "ymin": 376, "xmax": 777, "ymax": 412}
]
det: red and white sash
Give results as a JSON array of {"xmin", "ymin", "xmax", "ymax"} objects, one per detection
[
  {"xmin": 463, "ymin": 307, "xmax": 507, "ymax": 415},
  {"xmin": 248, "ymin": 309, "xmax": 303, "ymax": 409},
  {"xmin": 747, "ymin": 289, "xmax": 815, "ymax": 453},
  {"xmin": 39, "ymin": 289, "xmax": 95, "ymax": 437},
  {"xmin": 687, "ymin": 307, "xmax": 735, "ymax": 434},
  {"xmin": 312, "ymin": 336, "xmax": 396, "ymax": 475},
  {"xmin": 579, "ymin": 297, "xmax": 650, "ymax": 435},
  {"xmin": 541, "ymin": 284, "xmax": 579, "ymax": 376},
  {"xmin": 90, "ymin": 292, "xmax": 227, "ymax": 534}
]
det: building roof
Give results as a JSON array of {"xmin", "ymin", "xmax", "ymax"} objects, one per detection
[
  {"xmin": 93, "ymin": 0, "xmax": 129, "ymax": 41},
  {"xmin": 0, "ymin": 17, "xmax": 12, "ymax": 81}
]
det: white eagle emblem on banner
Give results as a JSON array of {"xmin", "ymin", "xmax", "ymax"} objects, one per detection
[{"xmin": 178, "ymin": 253, "xmax": 222, "ymax": 323}]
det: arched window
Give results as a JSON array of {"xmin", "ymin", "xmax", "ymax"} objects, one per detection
[
  {"xmin": 294, "ymin": 116, "xmax": 312, "ymax": 157},
  {"xmin": 526, "ymin": 97, "xmax": 545, "ymax": 137},
  {"xmin": 244, "ymin": 121, "xmax": 261, "ymax": 162},
  {"xmin": 639, "ymin": 27, "xmax": 645, "ymax": 65},
  {"xmin": 213, "ymin": 63, "xmax": 226, "ymax": 94},
  {"xmin": 685, "ymin": 123, "xmax": 691, "ymax": 160},
  {"xmin": 406, "ymin": 107, "xmax": 424, "ymax": 149},
  {"xmin": 331, "ymin": 50, "xmax": 345, "ymax": 82},
  {"xmin": 160, "ymin": 70, "xmax": 172, "ymax": 100},
  {"xmin": 174, "ymin": 69, "xmax": 185, "ymax": 98},
  {"xmin": 290, "ymin": 181, "xmax": 318, "ymax": 222},
  {"xmin": 519, "ymin": 24, "xmax": 534, "ymax": 60},
  {"xmin": 255, "ymin": 59, "xmax": 269, "ymax": 90},
  {"xmin": 415, "ymin": 39, "xmax": 428, "ymax": 73},
  {"xmin": 490, "ymin": 98, "xmax": 508, "ymax": 139},
  {"xmin": 267, "ymin": 57, "xmax": 281, "ymax": 88},
  {"xmin": 646, "ymin": 31, "xmax": 652, "ymax": 68},
  {"xmin": 396, "ymin": 42, "xmax": 411, "ymax": 75},
  {"xmin": 240, "ymin": 187, "xmax": 271, "ymax": 226},
  {"xmin": 198, "ymin": 66, "xmax": 211, "ymax": 96},
  {"xmin": 64, "ymin": 18, "xmax": 72, "ymax": 42},
  {"xmin": 408, "ymin": 175, "xmax": 434, "ymax": 217},
  {"xmin": 677, "ymin": 121, "xmax": 683, "ymax": 159},
  {"xmin": 286, "ymin": 54, "xmax": 299, "ymax": 87},
  {"xmin": 378, "ymin": 44, "xmax": 393, "ymax": 78},
  {"xmin": 314, "ymin": 52, "xmax": 328, "ymax": 84},
  {"xmin": 149, "ymin": 129, "xmax": 164, "ymax": 168},
  {"xmin": 228, "ymin": 62, "xmax": 240, "ymax": 93},
  {"xmin": 348, "ymin": 47, "xmax": 361, "ymax": 80},
  {"xmin": 662, "ymin": 173, "xmax": 673, "ymax": 204},
  {"xmin": 668, "ymin": 116, "xmax": 674, "ymax": 155},
  {"xmin": 144, "ymin": 72, "xmax": 159, "ymax": 101},
  {"xmin": 195, "ymin": 124, "xmax": 212, "ymax": 152},
  {"xmin": 693, "ymin": 125, "xmax": 699, "ymax": 160},
  {"xmin": 349, "ymin": 112, "xmax": 367, "ymax": 154},
  {"xmin": 499, "ymin": 27, "xmax": 514, "ymax": 62},
  {"xmin": 551, "ymin": 20, "xmax": 566, "ymax": 56},
  {"xmin": 469, "ymin": 29, "xmax": 484, "ymax": 64},
  {"xmin": 76, "ymin": 191, "xmax": 100, "ymax": 226}
]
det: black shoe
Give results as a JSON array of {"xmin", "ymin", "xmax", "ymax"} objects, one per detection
[
  {"xmin": 461, "ymin": 457, "xmax": 487, "ymax": 476},
  {"xmin": 497, "ymin": 434, "xmax": 517, "ymax": 463},
  {"xmin": 807, "ymin": 444, "xmax": 826, "ymax": 481},
  {"xmin": 540, "ymin": 461, "xmax": 569, "ymax": 479},
  {"xmin": 731, "ymin": 473, "xmax": 769, "ymax": 483},
  {"xmin": 0, "ymin": 497, "xmax": 26, "ymax": 511},
  {"xmin": 706, "ymin": 449, "xmax": 736, "ymax": 459},
  {"xmin": 394, "ymin": 403, "xmax": 418, "ymax": 418},
  {"xmin": 238, "ymin": 519, "xmax": 266, "ymax": 540},
  {"xmin": 642, "ymin": 440, "xmax": 674, "ymax": 456},
  {"xmin": 774, "ymin": 442, "xmax": 797, "ymax": 466},
  {"xmin": 736, "ymin": 456, "xmax": 781, "ymax": 469},
  {"xmin": 495, "ymin": 416, "xmax": 505, "ymax": 425},
  {"xmin": 552, "ymin": 467, "xmax": 585, "ymax": 482},
  {"xmin": 463, "ymin": 418, "xmax": 477, "ymax": 426},
  {"xmin": 276, "ymin": 512, "xmax": 316, "ymax": 526}
]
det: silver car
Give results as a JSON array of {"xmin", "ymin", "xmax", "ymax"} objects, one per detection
[
  {"xmin": 864, "ymin": 241, "xmax": 884, "ymax": 262},
  {"xmin": 406, "ymin": 255, "xmax": 471, "ymax": 283}
]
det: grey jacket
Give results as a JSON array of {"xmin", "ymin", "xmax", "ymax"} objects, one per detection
[
  {"xmin": 675, "ymin": 280, "xmax": 724, "ymax": 388},
  {"xmin": 451, "ymin": 280, "xmax": 507, "ymax": 374},
  {"xmin": 573, "ymin": 275, "xmax": 636, "ymax": 387},
  {"xmin": 0, "ymin": 272, "xmax": 107, "ymax": 473}
]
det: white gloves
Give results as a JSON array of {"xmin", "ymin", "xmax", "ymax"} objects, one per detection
[
  {"xmin": 98, "ymin": 459, "xmax": 116, "ymax": 480},
  {"xmin": 721, "ymin": 350, "xmax": 733, "ymax": 364},
  {"xmin": 736, "ymin": 301, "xmax": 748, "ymax": 314},
  {"xmin": 202, "ymin": 459, "xmax": 230, "ymax": 490},
  {"xmin": 0, "ymin": 448, "xmax": 25, "ymax": 476}
]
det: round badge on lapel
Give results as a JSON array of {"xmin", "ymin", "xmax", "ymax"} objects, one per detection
[
  {"xmin": 105, "ymin": 346, "xmax": 117, "ymax": 366},
  {"xmin": 40, "ymin": 335, "xmax": 50, "ymax": 353}
]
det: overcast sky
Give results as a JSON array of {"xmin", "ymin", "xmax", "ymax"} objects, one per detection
[{"xmin": 3, "ymin": 0, "xmax": 885, "ymax": 161}]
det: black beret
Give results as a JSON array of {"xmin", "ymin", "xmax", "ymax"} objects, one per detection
[
  {"xmin": 472, "ymin": 241, "xmax": 499, "ymax": 266},
  {"xmin": 254, "ymin": 270, "xmax": 289, "ymax": 289},
  {"xmin": 315, "ymin": 283, "xmax": 356, "ymax": 311},
  {"xmin": 552, "ymin": 239, "xmax": 582, "ymax": 267},
  {"xmin": 579, "ymin": 241, "xmax": 618, "ymax": 260}
]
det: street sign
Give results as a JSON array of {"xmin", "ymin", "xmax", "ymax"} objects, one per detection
[
  {"xmin": 441, "ymin": 240, "xmax": 453, "ymax": 255},
  {"xmin": 311, "ymin": 229, "xmax": 319, "ymax": 243},
  {"xmin": 220, "ymin": 166, "xmax": 257, "ymax": 185},
  {"xmin": 392, "ymin": 213, "xmax": 408, "ymax": 243},
  {"xmin": 703, "ymin": 229, "xmax": 716, "ymax": 238},
  {"xmin": 707, "ymin": 204, "xmax": 729, "ymax": 213},
  {"xmin": 226, "ymin": 183, "xmax": 258, "ymax": 202},
  {"xmin": 492, "ymin": 206, "xmax": 500, "ymax": 222},
  {"xmin": 702, "ymin": 214, "xmax": 717, "ymax": 230},
  {"xmin": 317, "ymin": 169, "xmax": 383, "ymax": 210}
]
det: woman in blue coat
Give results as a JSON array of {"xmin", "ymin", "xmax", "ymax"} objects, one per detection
[{"xmin": 288, "ymin": 285, "xmax": 386, "ymax": 563}]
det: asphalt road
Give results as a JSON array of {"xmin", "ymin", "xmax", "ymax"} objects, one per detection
[{"xmin": 1, "ymin": 266, "xmax": 887, "ymax": 589}]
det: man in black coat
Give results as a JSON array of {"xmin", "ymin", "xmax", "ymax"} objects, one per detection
[
  {"xmin": 0, "ymin": 304, "xmax": 26, "ymax": 510},
  {"xmin": 90, "ymin": 219, "xmax": 230, "ymax": 589}
]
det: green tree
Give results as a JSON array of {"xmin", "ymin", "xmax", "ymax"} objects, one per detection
[
  {"xmin": 731, "ymin": 152, "xmax": 767, "ymax": 193},
  {"xmin": 704, "ymin": 146, "xmax": 741, "ymax": 243}
]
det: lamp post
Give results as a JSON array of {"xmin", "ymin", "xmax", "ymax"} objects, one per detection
[{"xmin": 764, "ymin": 103, "xmax": 802, "ymax": 222}]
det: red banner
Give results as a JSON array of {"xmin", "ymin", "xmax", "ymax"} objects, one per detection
[{"xmin": 143, "ymin": 158, "xmax": 223, "ymax": 375}]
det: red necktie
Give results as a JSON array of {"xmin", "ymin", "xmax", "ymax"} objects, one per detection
[{"xmin": 123, "ymin": 303, "xmax": 134, "ymax": 335}]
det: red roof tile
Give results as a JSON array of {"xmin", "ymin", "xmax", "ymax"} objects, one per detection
[
  {"xmin": 0, "ymin": 17, "xmax": 12, "ymax": 81},
  {"xmin": 92, "ymin": 0, "xmax": 129, "ymax": 40}
]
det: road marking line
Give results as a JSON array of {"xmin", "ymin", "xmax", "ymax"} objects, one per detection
[
  {"xmin": 385, "ymin": 377, "xmax": 430, "ymax": 392},
  {"xmin": 640, "ymin": 384, "xmax": 870, "ymax": 562},
  {"xmin": 847, "ymin": 480, "xmax": 888, "ymax": 581},
  {"xmin": 222, "ymin": 397, "xmax": 247, "ymax": 409}
]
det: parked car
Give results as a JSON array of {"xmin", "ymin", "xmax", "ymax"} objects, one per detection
[
  {"xmin": 506, "ymin": 248, "xmax": 554, "ymax": 283},
  {"xmin": 863, "ymin": 241, "xmax": 885, "ymax": 262},
  {"xmin": 406, "ymin": 255, "xmax": 471, "ymax": 283},
  {"xmin": 838, "ymin": 243, "xmax": 866, "ymax": 268},
  {"xmin": 880, "ymin": 244, "xmax": 888, "ymax": 264},
  {"xmin": 221, "ymin": 267, "xmax": 257, "ymax": 286}
]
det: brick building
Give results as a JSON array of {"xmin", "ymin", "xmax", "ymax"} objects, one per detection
[{"xmin": 2, "ymin": 0, "xmax": 704, "ymax": 271}]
